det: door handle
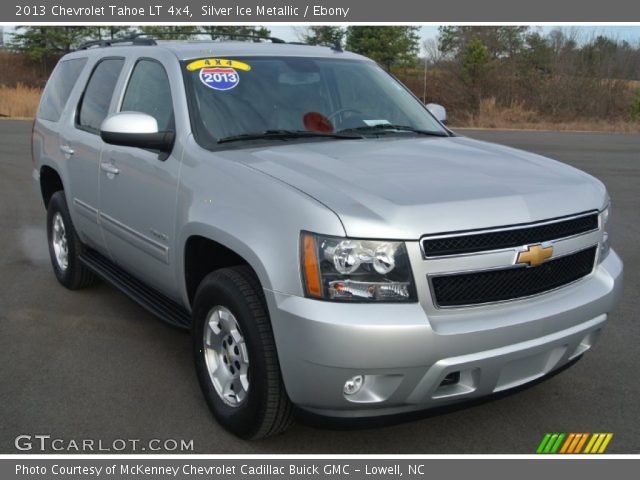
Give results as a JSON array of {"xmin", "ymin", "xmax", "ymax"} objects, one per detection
[
  {"xmin": 60, "ymin": 145, "xmax": 75, "ymax": 157},
  {"xmin": 100, "ymin": 162, "xmax": 120, "ymax": 175}
]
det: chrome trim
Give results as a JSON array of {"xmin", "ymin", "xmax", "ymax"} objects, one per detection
[
  {"xmin": 420, "ymin": 210, "xmax": 599, "ymax": 259},
  {"xmin": 597, "ymin": 204, "xmax": 610, "ymax": 230},
  {"xmin": 59, "ymin": 145, "xmax": 75, "ymax": 157},
  {"xmin": 73, "ymin": 198, "xmax": 99, "ymax": 223},
  {"xmin": 427, "ymin": 244, "xmax": 599, "ymax": 309},
  {"xmin": 101, "ymin": 112, "xmax": 158, "ymax": 135},
  {"xmin": 99, "ymin": 212, "xmax": 170, "ymax": 264},
  {"xmin": 418, "ymin": 229, "xmax": 601, "ymax": 277},
  {"xmin": 99, "ymin": 161, "xmax": 120, "ymax": 175}
]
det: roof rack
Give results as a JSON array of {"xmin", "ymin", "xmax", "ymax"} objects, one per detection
[
  {"xmin": 272, "ymin": 40, "xmax": 343, "ymax": 52},
  {"xmin": 76, "ymin": 31, "xmax": 286, "ymax": 50},
  {"xmin": 76, "ymin": 36, "xmax": 155, "ymax": 50}
]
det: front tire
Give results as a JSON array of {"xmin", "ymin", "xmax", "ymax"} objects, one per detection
[
  {"xmin": 46, "ymin": 191, "xmax": 98, "ymax": 290},
  {"xmin": 192, "ymin": 266, "xmax": 293, "ymax": 439}
]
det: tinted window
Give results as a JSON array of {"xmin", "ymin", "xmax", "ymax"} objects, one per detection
[
  {"xmin": 38, "ymin": 58, "xmax": 87, "ymax": 122},
  {"xmin": 121, "ymin": 60, "xmax": 174, "ymax": 131},
  {"xmin": 77, "ymin": 58, "xmax": 124, "ymax": 132}
]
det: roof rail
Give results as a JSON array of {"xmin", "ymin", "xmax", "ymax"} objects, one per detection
[
  {"xmin": 76, "ymin": 35, "xmax": 155, "ymax": 50},
  {"xmin": 269, "ymin": 40, "xmax": 343, "ymax": 52},
  {"xmin": 76, "ymin": 31, "xmax": 286, "ymax": 50}
]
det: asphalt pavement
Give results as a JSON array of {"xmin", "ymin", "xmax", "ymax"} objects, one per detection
[{"xmin": 0, "ymin": 120, "xmax": 638, "ymax": 453}]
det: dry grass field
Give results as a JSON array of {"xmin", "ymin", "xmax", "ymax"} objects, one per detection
[
  {"xmin": 0, "ymin": 84, "xmax": 41, "ymax": 119},
  {"xmin": 461, "ymin": 97, "xmax": 640, "ymax": 133}
]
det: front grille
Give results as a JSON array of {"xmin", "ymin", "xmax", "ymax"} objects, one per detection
[
  {"xmin": 431, "ymin": 246, "xmax": 597, "ymax": 307},
  {"xmin": 422, "ymin": 213, "xmax": 598, "ymax": 257}
]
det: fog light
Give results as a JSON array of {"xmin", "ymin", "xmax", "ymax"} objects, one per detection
[
  {"xmin": 343, "ymin": 375, "xmax": 364, "ymax": 395},
  {"xmin": 440, "ymin": 371, "xmax": 460, "ymax": 386}
]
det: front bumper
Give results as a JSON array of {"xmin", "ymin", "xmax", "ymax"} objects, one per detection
[{"xmin": 265, "ymin": 249, "xmax": 623, "ymax": 417}]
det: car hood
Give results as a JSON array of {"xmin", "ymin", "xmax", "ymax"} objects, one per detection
[{"xmin": 221, "ymin": 135, "xmax": 607, "ymax": 239}]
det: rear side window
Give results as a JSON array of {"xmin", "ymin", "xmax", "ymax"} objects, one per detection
[
  {"xmin": 77, "ymin": 58, "xmax": 125, "ymax": 133},
  {"xmin": 121, "ymin": 59, "xmax": 174, "ymax": 131},
  {"xmin": 38, "ymin": 58, "xmax": 88, "ymax": 122}
]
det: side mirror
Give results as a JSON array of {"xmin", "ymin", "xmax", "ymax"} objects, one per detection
[
  {"xmin": 100, "ymin": 112, "xmax": 174, "ymax": 152},
  {"xmin": 426, "ymin": 103, "xmax": 447, "ymax": 125}
]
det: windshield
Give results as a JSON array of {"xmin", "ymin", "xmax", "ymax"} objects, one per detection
[{"xmin": 183, "ymin": 56, "xmax": 448, "ymax": 147}]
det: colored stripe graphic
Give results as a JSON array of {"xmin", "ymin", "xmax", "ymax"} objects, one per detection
[
  {"xmin": 536, "ymin": 434, "xmax": 551, "ymax": 453},
  {"xmin": 536, "ymin": 433, "xmax": 552, "ymax": 453},
  {"xmin": 573, "ymin": 433, "xmax": 589, "ymax": 453},
  {"xmin": 584, "ymin": 434, "xmax": 600, "ymax": 453},
  {"xmin": 536, "ymin": 433, "xmax": 565, "ymax": 453},
  {"xmin": 550, "ymin": 433, "xmax": 565, "ymax": 453},
  {"xmin": 537, "ymin": 433, "xmax": 613, "ymax": 454},
  {"xmin": 597, "ymin": 433, "xmax": 614, "ymax": 453},
  {"xmin": 584, "ymin": 433, "xmax": 614, "ymax": 454},
  {"xmin": 559, "ymin": 433, "xmax": 575, "ymax": 453},
  {"xmin": 543, "ymin": 433, "xmax": 559, "ymax": 453}
]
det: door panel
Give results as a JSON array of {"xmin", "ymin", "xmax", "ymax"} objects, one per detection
[
  {"xmin": 62, "ymin": 57, "xmax": 125, "ymax": 253},
  {"xmin": 99, "ymin": 146, "xmax": 180, "ymax": 295},
  {"xmin": 61, "ymin": 128, "xmax": 103, "ymax": 250},
  {"xmin": 98, "ymin": 58, "xmax": 180, "ymax": 298}
]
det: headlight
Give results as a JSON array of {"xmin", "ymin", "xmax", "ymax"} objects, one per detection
[
  {"xmin": 599, "ymin": 205, "xmax": 611, "ymax": 261},
  {"xmin": 301, "ymin": 232, "xmax": 417, "ymax": 302}
]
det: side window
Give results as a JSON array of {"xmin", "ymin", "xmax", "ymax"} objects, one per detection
[
  {"xmin": 77, "ymin": 58, "xmax": 125, "ymax": 133},
  {"xmin": 121, "ymin": 60, "xmax": 174, "ymax": 131},
  {"xmin": 38, "ymin": 57, "xmax": 88, "ymax": 122}
]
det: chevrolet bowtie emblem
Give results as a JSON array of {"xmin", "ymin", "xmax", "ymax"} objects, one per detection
[{"xmin": 517, "ymin": 244, "xmax": 554, "ymax": 267}]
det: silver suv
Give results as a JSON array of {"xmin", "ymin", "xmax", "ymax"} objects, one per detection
[{"xmin": 32, "ymin": 35, "xmax": 623, "ymax": 439}]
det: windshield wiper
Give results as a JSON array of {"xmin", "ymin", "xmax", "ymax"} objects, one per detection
[
  {"xmin": 339, "ymin": 124, "xmax": 449, "ymax": 137},
  {"xmin": 218, "ymin": 129, "xmax": 363, "ymax": 144}
]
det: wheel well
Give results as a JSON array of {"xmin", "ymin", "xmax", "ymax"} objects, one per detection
[
  {"xmin": 184, "ymin": 236, "xmax": 252, "ymax": 306},
  {"xmin": 40, "ymin": 166, "xmax": 64, "ymax": 208}
]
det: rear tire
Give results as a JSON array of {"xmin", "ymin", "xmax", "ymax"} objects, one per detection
[
  {"xmin": 192, "ymin": 266, "xmax": 293, "ymax": 439},
  {"xmin": 46, "ymin": 191, "xmax": 98, "ymax": 290}
]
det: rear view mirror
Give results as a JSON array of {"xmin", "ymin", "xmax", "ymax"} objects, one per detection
[
  {"xmin": 278, "ymin": 72, "xmax": 321, "ymax": 85},
  {"xmin": 100, "ymin": 112, "xmax": 174, "ymax": 152},
  {"xmin": 426, "ymin": 103, "xmax": 447, "ymax": 124}
]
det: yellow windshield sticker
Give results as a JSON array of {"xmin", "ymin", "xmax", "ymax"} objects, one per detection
[{"xmin": 186, "ymin": 58, "xmax": 251, "ymax": 72}]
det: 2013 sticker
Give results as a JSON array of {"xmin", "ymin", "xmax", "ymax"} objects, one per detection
[{"xmin": 200, "ymin": 67, "xmax": 239, "ymax": 91}]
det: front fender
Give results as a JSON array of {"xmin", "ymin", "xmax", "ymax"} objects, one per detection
[{"xmin": 175, "ymin": 141, "xmax": 346, "ymax": 308}]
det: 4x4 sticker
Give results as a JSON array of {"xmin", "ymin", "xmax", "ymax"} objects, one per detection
[{"xmin": 186, "ymin": 58, "xmax": 251, "ymax": 72}]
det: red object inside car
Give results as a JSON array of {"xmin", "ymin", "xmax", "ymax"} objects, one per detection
[{"xmin": 303, "ymin": 112, "xmax": 334, "ymax": 133}]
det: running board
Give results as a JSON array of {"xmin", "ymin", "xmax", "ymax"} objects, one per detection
[{"xmin": 80, "ymin": 249, "xmax": 191, "ymax": 330}]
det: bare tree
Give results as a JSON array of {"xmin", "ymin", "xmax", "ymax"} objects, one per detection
[{"xmin": 422, "ymin": 38, "xmax": 443, "ymax": 67}]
